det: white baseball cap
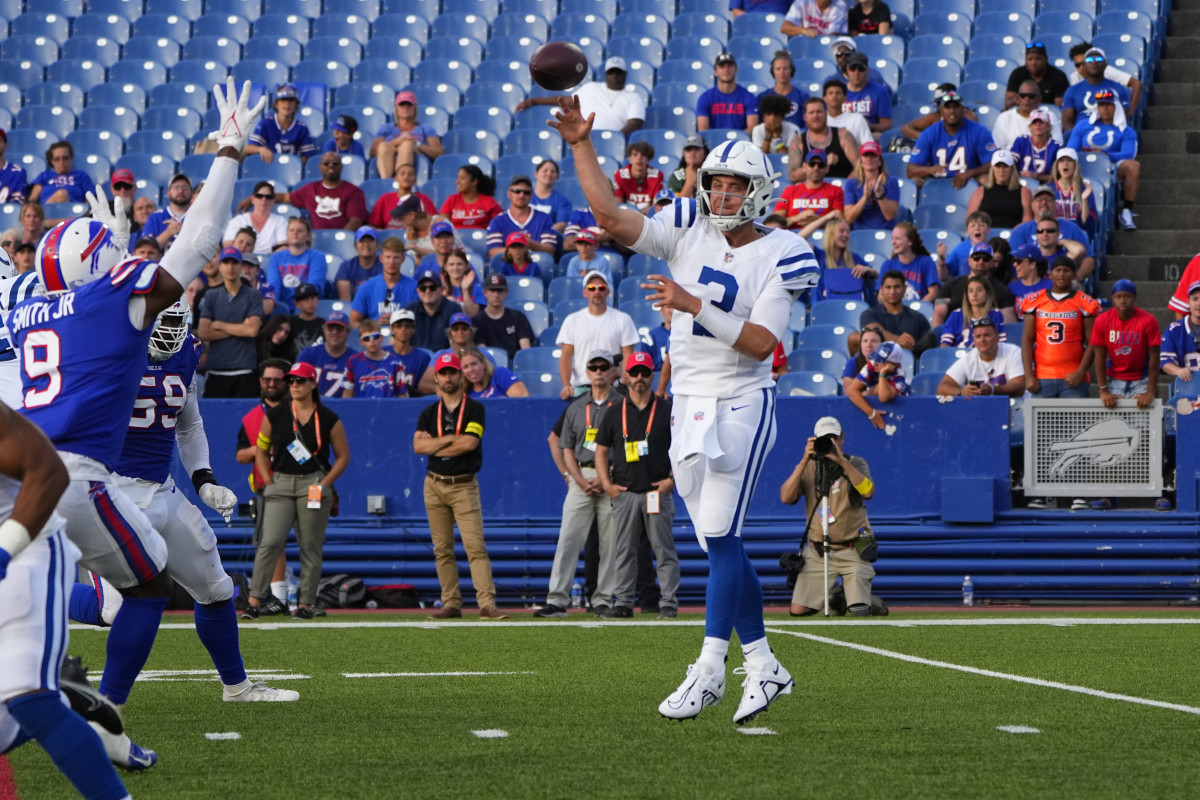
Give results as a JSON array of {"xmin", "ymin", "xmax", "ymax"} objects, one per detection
[
  {"xmin": 604, "ymin": 56, "xmax": 627, "ymax": 72},
  {"xmin": 991, "ymin": 149, "xmax": 1016, "ymax": 167},
  {"xmin": 830, "ymin": 36, "xmax": 856, "ymax": 55},
  {"xmin": 814, "ymin": 417, "xmax": 842, "ymax": 438}
]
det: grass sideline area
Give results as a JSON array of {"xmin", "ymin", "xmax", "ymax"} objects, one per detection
[{"xmin": 8, "ymin": 611, "xmax": 1200, "ymax": 799}]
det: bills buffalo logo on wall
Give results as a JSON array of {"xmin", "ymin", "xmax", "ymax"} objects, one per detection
[{"xmin": 1048, "ymin": 418, "xmax": 1140, "ymax": 478}]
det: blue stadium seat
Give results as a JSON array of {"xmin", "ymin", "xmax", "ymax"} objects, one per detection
[
  {"xmin": 142, "ymin": 106, "xmax": 204, "ymax": 139},
  {"xmin": 620, "ymin": 0, "xmax": 674, "ymax": 20},
  {"xmin": 0, "ymin": 61, "xmax": 40, "ymax": 94},
  {"xmin": 243, "ymin": 36, "xmax": 304, "ymax": 66},
  {"xmin": 240, "ymin": 154, "xmax": 304, "ymax": 186},
  {"xmin": 502, "ymin": 128, "xmax": 565, "ymax": 161},
  {"xmin": 787, "ymin": 347, "xmax": 846, "ymax": 377},
  {"xmin": 794, "ymin": 324, "xmax": 852, "ymax": 357},
  {"xmin": 515, "ymin": 369, "xmax": 558, "ymax": 395},
  {"xmin": 920, "ymin": 178, "xmax": 974, "ymax": 208},
  {"xmin": 44, "ymin": 61, "xmax": 107, "ymax": 97},
  {"xmin": 182, "ymin": 35, "xmax": 243, "ymax": 68},
  {"xmin": 440, "ymin": 131, "xmax": 502, "ymax": 163},
  {"xmin": 149, "ymin": 82, "xmax": 210, "ymax": 116},
  {"xmin": 912, "ymin": 12, "xmax": 972, "ymax": 43},
  {"xmin": 88, "ymin": 0, "xmax": 145, "ymax": 22},
  {"xmin": 494, "ymin": 154, "xmax": 547, "ymax": 190},
  {"xmin": 126, "ymin": 130, "xmax": 188, "ymax": 163},
  {"xmin": 170, "ymin": 59, "xmax": 230, "ymax": 88},
  {"xmin": 900, "ymin": 58, "xmax": 964, "ymax": 89},
  {"xmin": 352, "ymin": 58, "xmax": 414, "ymax": 89},
  {"xmin": 105, "ymin": 62, "xmax": 165, "ymax": 95},
  {"xmin": 967, "ymin": 34, "xmax": 1027, "ymax": 65},
  {"xmin": 957, "ymin": 80, "xmax": 1007, "ymax": 110},
  {"xmin": 122, "ymin": 35, "xmax": 182, "ymax": 68},
  {"xmin": 975, "ymin": 12, "xmax": 1034, "ymax": 42},
  {"xmin": 848, "ymin": 229, "xmax": 894, "ymax": 262},
  {"xmin": 192, "ymin": 13, "xmax": 253, "ymax": 43},
  {"xmin": 808, "ymin": 300, "xmax": 869, "ymax": 330},
  {"xmin": 24, "ymin": 83, "xmax": 85, "ymax": 115},
  {"xmin": 500, "ymin": 0, "xmax": 557, "ymax": 19},
  {"xmin": 59, "ymin": 35, "xmax": 121, "ymax": 70},
  {"xmin": 656, "ymin": 59, "xmax": 707, "ymax": 86},
  {"xmin": 699, "ymin": 130, "xmax": 750, "ymax": 151},
  {"xmin": 77, "ymin": 102, "xmax": 141, "ymax": 139},
  {"xmin": 312, "ymin": 12, "xmax": 371, "ymax": 41},
  {"xmin": 672, "ymin": 12, "xmax": 730, "ymax": 44},
  {"xmin": 260, "ymin": 0, "xmax": 317, "ymax": 16},
  {"xmin": 916, "ymin": 0, "xmax": 974, "ymax": 16},
  {"xmin": 907, "ymin": 34, "xmax": 967, "ymax": 68},
  {"xmin": 980, "ymin": 0, "xmax": 1034, "ymax": 16},
  {"xmin": 369, "ymin": 13, "xmax": 431, "ymax": 44},
  {"xmin": 906, "ymin": 372, "xmax": 942, "ymax": 395},
  {"xmin": 918, "ymin": 346, "xmax": 968, "ymax": 376},
  {"xmin": 855, "ymin": 34, "xmax": 906, "ymax": 66},
  {"xmin": 561, "ymin": 0, "xmax": 617, "ymax": 16},
  {"xmin": 363, "ymin": 34, "xmax": 425, "ymax": 67},
  {"xmin": 552, "ymin": 298, "xmax": 587, "ymax": 325},
  {"xmin": 67, "ymin": 129, "xmax": 124, "ymax": 165},
  {"xmin": 726, "ymin": 35, "xmax": 788, "ymax": 67},
  {"xmin": 490, "ymin": 11, "xmax": 550, "ymax": 40},
  {"xmin": 404, "ymin": 82, "xmax": 464, "ymax": 114},
  {"xmin": 650, "ymin": 82, "xmax": 706, "ymax": 112},
  {"xmin": 41, "ymin": 202, "xmax": 91, "ymax": 222},
  {"xmin": 413, "ymin": 59, "xmax": 474, "ymax": 95},
  {"xmin": 71, "ymin": 13, "xmax": 133, "ymax": 45},
  {"xmin": 423, "ymin": 35, "xmax": 486, "ymax": 67},
  {"xmin": 334, "ymin": 83, "xmax": 394, "ymax": 112},
  {"xmin": 176, "ymin": 153, "xmax": 215, "ymax": 185},
  {"xmin": 573, "ymin": 127, "xmax": 626, "ymax": 163},
  {"xmin": 144, "ymin": 0, "xmax": 202, "ymax": 19},
  {"xmin": 14, "ymin": 106, "xmax": 76, "ymax": 139},
  {"xmin": 464, "ymin": 81, "xmax": 526, "ymax": 111},
  {"xmin": 76, "ymin": 153, "xmax": 113, "ymax": 188},
  {"xmin": 503, "ymin": 277, "xmax": 546, "ymax": 305},
  {"xmin": 1095, "ymin": 11, "xmax": 1154, "ymax": 46},
  {"xmin": 0, "ymin": 36, "xmax": 60, "ymax": 68},
  {"xmin": 608, "ymin": 36, "xmax": 668, "ymax": 69},
  {"xmin": 643, "ymin": 106, "xmax": 698, "ymax": 133},
  {"xmin": 777, "ymin": 371, "xmax": 840, "ymax": 397},
  {"xmin": 625, "ymin": 254, "xmax": 666, "ymax": 278},
  {"xmin": 11, "ymin": 12, "xmax": 71, "ymax": 46},
  {"xmin": 571, "ymin": 37, "xmax": 605, "ymax": 70},
  {"xmin": 116, "ymin": 153, "xmax": 178, "ymax": 187},
  {"xmin": 963, "ymin": 58, "xmax": 1020, "ymax": 86},
  {"xmin": 415, "ymin": 177, "xmax": 455, "ymax": 207},
  {"xmin": 912, "ymin": 203, "xmax": 967, "ymax": 235},
  {"xmin": 611, "ymin": 13, "xmax": 671, "ymax": 44},
  {"xmin": 229, "ymin": 60, "xmax": 291, "ymax": 94},
  {"xmin": 546, "ymin": 276, "xmax": 582, "ymax": 309},
  {"xmin": 629, "ymin": 129, "xmax": 687, "ymax": 166},
  {"xmin": 484, "ymin": 35, "xmax": 541, "ymax": 64},
  {"xmin": 2, "ymin": 130, "xmax": 56, "ymax": 160},
  {"xmin": 549, "ymin": 12, "xmax": 609, "ymax": 42},
  {"xmin": 430, "ymin": 12, "xmax": 490, "ymax": 43},
  {"xmin": 252, "ymin": 14, "xmax": 312, "ymax": 45},
  {"xmin": 664, "ymin": 36, "xmax": 724, "ymax": 66},
  {"xmin": 1033, "ymin": 11, "xmax": 1094, "ymax": 42},
  {"xmin": 293, "ymin": 58, "xmax": 351, "ymax": 90},
  {"xmin": 444, "ymin": 0, "xmax": 501, "ymax": 19},
  {"xmin": 304, "ymin": 34, "xmax": 365, "ymax": 68},
  {"xmin": 473, "ymin": 58, "xmax": 532, "ymax": 92},
  {"xmin": 323, "ymin": 0, "xmax": 382, "ymax": 20},
  {"xmin": 454, "ymin": 105, "xmax": 515, "ymax": 139},
  {"xmin": 130, "ymin": 14, "xmax": 193, "ymax": 44}
]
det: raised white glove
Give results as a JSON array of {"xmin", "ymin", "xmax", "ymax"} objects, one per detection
[
  {"xmin": 85, "ymin": 186, "xmax": 131, "ymax": 254},
  {"xmin": 198, "ymin": 484, "xmax": 238, "ymax": 523},
  {"xmin": 209, "ymin": 77, "xmax": 268, "ymax": 152}
]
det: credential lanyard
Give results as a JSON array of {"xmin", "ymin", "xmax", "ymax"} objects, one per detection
[
  {"xmin": 291, "ymin": 401, "xmax": 321, "ymax": 453},
  {"xmin": 621, "ymin": 397, "xmax": 657, "ymax": 442},
  {"xmin": 437, "ymin": 399, "xmax": 467, "ymax": 437}
]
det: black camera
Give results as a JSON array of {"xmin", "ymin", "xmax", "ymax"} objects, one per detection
[
  {"xmin": 813, "ymin": 434, "xmax": 836, "ymax": 457},
  {"xmin": 779, "ymin": 550, "xmax": 805, "ymax": 589}
]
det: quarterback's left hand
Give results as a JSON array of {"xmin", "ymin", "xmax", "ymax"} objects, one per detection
[
  {"xmin": 198, "ymin": 484, "xmax": 238, "ymax": 523},
  {"xmin": 85, "ymin": 186, "xmax": 131, "ymax": 253}
]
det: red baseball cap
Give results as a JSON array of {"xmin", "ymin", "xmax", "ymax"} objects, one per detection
[
  {"xmin": 288, "ymin": 362, "xmax": 318, "ymax": 381},
  {"xmin": 625, "ymin": 351, "xmax": 654, "ymax": 372},
  {"xmin": 860, "ymin": 141, "xmax": 882, "ymax": 156},
  {"xmin": 435, "ymin": 352, "xmax": 461, "ymax": 373},
  {"xmin": 505, "ymin": 231, "xmax": 530, "ymax": 247},
  {"xmin": 111, "ymin": 168, "xmax": 135, "ymax": 186}
]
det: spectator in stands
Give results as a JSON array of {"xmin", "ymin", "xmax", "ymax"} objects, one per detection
[
  {"xmin": 824, "ymin": 80, "xmax": 874, "ymax": 151},
  {"xmin": 753, "ymin": 95, "xmax": 803, "ymax": 156},
  {"xmin": 1168, "ymin": 255, "xmax": 1200, "ymax": 319},
  {"xmin": 841, "ymin": 325, "xmax": 885, "ymax": 394},
  {"xmin": 266, "ymin": 216, "xmax": 328, "ymax": 310},
  {"xmin": 472, "ymin": 274, "xmax": 534, "ymax": 359},
  {"xmin": 1008, "ymin": 245, "xmax": 1051, "ymax": 313},
  {"xmin": 245, "ymin": 84, "xmax": 316, "ymax": 165},
  {"xmin": 848, "ymin": 0, "xmax": 891, "ymax": 35},
  {"xmin": 239, "ymin": 252, "xmax": 277, "ymax": 316},
  {"xmin": 1086, "ymin": 279, "xmax": 1159, "ymax": 411},
  {"xmin": 1029, "ymin": 214, "xmax": 1089, "ymax": 281},
  {"xmin": 1066, "ymin": 90, "xmax": 1140, "ymax": 231},
  {"xmin": 731, "ymin": 0, "xmax": 791, "ymax": 15},
  {"xmin": 132, "ymin": 235, "xmax": 163, "ymax": 262},
  {"xmin": 1011, "ymin": 185, "xmax": 1093, "ymax": 264},
  {"xmin": 231, "ymin": 226, "xmax": 257, "ymax": 255},
  {"xmin": 323, "ymin": 114, "xmax": 364, "ymax": 158},
  {"xmin": 818, "ymin": 217, "xmax": 874, "ymax": 299},
  {"xmin": 1061, "ymin": 48, "xmax": 1131, "ymax": 133},
  {"xmin": 1068, "ymin": 43, "xmax": 1142, "ymax": 123},
  {"xmin": 993, "ymin": 82, "xmax": 1065, "ymax": 152},
  {"xmin": 563, "ymin": 206, "xmax": 623, "ymax": 256},
  {"xmin": 1047, "ymin": 148, "xmax": 1099, "ymax": 242},
  {"xmin": 350, "ymin": 237, "xmax": 418, "ymax": 327},
  {"xmin": 486, "ymin": 175, "xmax": 558, "ymax": 256},
  {"xmin": 936, "ymin": 317, "xmax": 1026, "ymax": 398},
  {"xmin": 519, "ymin": 57, "xmax": 645, "ymax": 135},
  {"xmin": 418, "ymin": 220, "xmax": 457, "ymax": 272},
  {"xmin": 1020, "ymin": 255, "xmax": 1098, "ymax": 402},
  {"xmin": 342, "ymin": 319, "xmax": 403, "ymax": 398},
  {"xmin": 775, "ymin": 149, "xmax": 844, "ymax": 237},
  {"xmin": 199, "ymin": 248, "xmax": 265, "ymax": 399},
  {"xmin": 843, "ymin": 140, "xmax": 899, "ymax": 230},
  {"xmin": 667, "ymin": 135, "xmax": 708, "ymax": 198},
  {"xmin": 612, "ymin": 142, "xmax": 666, "ymax": 214},
  {"xmin": 461, "ymin": 346, "xmax": 528, "ymax": 399},
  {"xmin": 27, "ymin": 141, "xmax": 95, "ymax": 205},
  {"xmin": 15, "ymin": 202, "xmax": 43, "ymax": 247},
  {"xmin": 490, "ymin": 231, "xmax": 544, "ymax": 282},
  {"xmin": 1005, "ymin": 41, "xmax": 1069, "ymax": 110},
  {"xmin": 439, "ymin": 165, "xmax": 502, "ymax": 230},
  {"xmin": 252, "ymin": 361, "xmax": 349, "ymax": 619},
  {"xmin": 387, "ymin": 309, "xmax": 431, "ymax": 397},
  {"xmin": 556, "ymin": 271, "xmax": 640, "ymax": 399},
  {"xmin": 967, "ymin": 150, "xmax": 1033, "ymax": 230},
  {"xmin": 132, "ymin": 195, "xmax": 156, "ymax": 232},
  {"xmin": 287, "ymin": 282, "xmax": 323, "ymax": 352},
  {"xmin": 398, "ymin": 203, "xmax": 434, "ymax": 259},
  {"xmin": 530, "ymin": 159, "xmax": 573, "ymax": 234},
  {"xmin": 781, "ymin": 0, "xmax": 849, "ymax": 37},
  {"xmin": 842, "ymin": 52, "xmax": 892, "ymax": 137},
  {"xmin": 697, "ymin": 53, "xmax": 759, "ymax": 133},
  {"xmin": 939, "ymin": 276, "xmax": 1007, "ymax": 348},
  {"xmin": 907, "ymin": 90, "xmax": 995, "ymax": 189},
  {"xmin": 106, "ymin": 168, "xmax": 139, "ymax": 237},
  {"xmin": 791, "ymin": 99, "xmax": 860, "ymax": 182},
  {"xmin": 142, "ymin": 173, "xmax": 194, "ymax": 251},
  {"xmin": 933, "ymin": 243, "xmax": 1018, "ymax": 327},
  {"xmin": 758, "ymin": 50, "xmax": 809, "ymax": 130},
  {"xmin": 1010, "ymin": 108, "xmax": 1062, "ymax": 183},
  {"xmin": 847, "ymin": 340, "xmax": 909, "ymax": 428},
  {"xmin": 223, "ymin": 181, "xmax": 288, "ymax": 254},
  {"xmin": 371, "ymin": 91, "xmax": 444, "ymax": 180},
  {"xmin": 562, "ymin": 230, "xmax": 612, "ymax": 284},
  {"xmin": 881, "ymin": 223, "xmax": 938, "ymax": 302},
  {"xmin": 0, "ymin": 129, "xmax": 26, "ymax": 203},
  {"xmin": 823, "ymin": 37, "xmax": 885, "ymax": 88},
  {"xmin": 10, "ymin": 240, "xmax": 33, "ymax": 273},
  {"xmin": 1161, "ymin": 281, "xmax": 1200, "ymax": 380},
  {"xmin": 0, "ymin": 229, "xmax": 16, "ymax": 260},
  {"xmin": 296, "ymin": 312, "xmax": 353, "ymax": 398},
  {"xmin": 369, "ymin": 163, "xmax": 437, "ymax": 229},
  {"xmin": 855, "ymin": 270, "xmax": 935, "ymax": 357},
  {"xmin": 440, "ymin": 249, "xmax": 484, "ymax": 316},
  {"xmin": 899, "ymin": 83, "xmax": 980, "ymax": 141},
  {"xmin": 335, "ymin": 227, "xmax": 382, "ymax": 301},
  {"xmin": 278, "ymin": 153, "xmax": 368, "ymax": 231},
  {"xmin": 407, "ymin": 268, "xmax": 463, "ymax": 352},
  {"xmin": 256, "ymin": 315, "xmax": 295, "ymax": 363}
]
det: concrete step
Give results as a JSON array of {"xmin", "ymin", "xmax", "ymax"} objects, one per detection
[
  {"xmin": 1109, "ymin": 206, "xmax": 1200, "ymax": 230},
  {"xmin": 1128, "ymin": 180, "xmax": 1200, "ymax": 205},
  {"xmin": 1138, "ymin": 129, "xmax": 1189, "ymax": 153},
  {"xmin": 1106, "ymin": 253, "xmax": 1195, "ymax": 285},
  {"xmin": 1157, "ymin": 58, "xmax": 1200, "ymax": 84},
  {"xmin": 1130, "ymin": 153, "xmax": 1200, "ymax": 182},
  {"xmin": 1111, "ymin": 229, "xmax": 1200, "ymax": 256},
  {"xmin": 1167, "ymin": 11, "xmax": 1200, "ymax": 38},
  {"xmin": 1142, "ymin": 105, "xmax": 1200, "ymax": 130},
  {"xmin": 1147, "ymin": 83, "xmax": 1200, "ymax": 108}
]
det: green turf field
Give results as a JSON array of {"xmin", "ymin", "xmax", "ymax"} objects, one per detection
[{"xmin": 9, "ymin": 611, "xmax": 1200, "ymax": 799}]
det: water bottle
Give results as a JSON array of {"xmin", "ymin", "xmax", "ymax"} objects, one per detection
[
  {"xmin": 962, "ymin": 575, "xmax": 975, "ymax": 607},
  {"xmin": 570, "ymin": 581, "xmax": 583, "ymax": 609},
  {"xmin": 286, "ymin": 567, "xmax": 298, "ymax": 613}
]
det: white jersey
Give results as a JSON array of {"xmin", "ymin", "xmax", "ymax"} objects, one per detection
[
  {"xmin": 632, "ymin": 198, "xmax": 819, "ymax": 398},
  {"xmin": 945, "ymin": 342, "xmax": 1025, "ymax": 388},
  {"xmin": 575, "ymin": 82, "xmax": 646, "ymax": 132}
]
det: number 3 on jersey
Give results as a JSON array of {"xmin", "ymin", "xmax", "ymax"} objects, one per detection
[
  {"xmin": 691, "ymin": 266, "xmax": 740, "ymax": 338},
  {"xmin": 129, "ymin": 375, "xmax": 187, "ymax": 429}
]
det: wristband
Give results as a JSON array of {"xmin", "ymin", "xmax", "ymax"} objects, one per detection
[
  {"xmin": 0, "ymin": 518, "xmax": 32, "ymax": 561},
  {"xmin": 869, "ymin": 410, "xmax": 877, "ymax": 420},
  {"xmin": 256, "ymin": 432, "xmax": 271, "ymax": 450},
  {"xmin": 191, "ymin": 468, "xmax": 218, "ymax": 493},
  {"xmin": 854, "ymin": 477, "xmax": 874, "ymax": 495},
  {"xmin": 692, "ymin": 302, "xmax": 745, "ymax": 348}
]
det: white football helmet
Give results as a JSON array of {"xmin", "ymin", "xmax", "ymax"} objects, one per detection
[
  {"xmin": 696, "ymin": 140, "xmax": 779, "ymax": 232},
  {"xmin": 34, "ymin": 218, "xmax": 125, "ymax": 296},
  {"xmin": 0, "ymin": 246, "xmax": 14, "ymax": 280},
  {"xmin": 149, "ymin": 298, "xmax": 191, "ymax": 361}
]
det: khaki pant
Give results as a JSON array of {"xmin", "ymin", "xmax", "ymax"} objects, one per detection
[
  {"xmin": 546, "ymin": 467, "xmax": 616, "ymax": 609},
  {"xmin": 423, "ymin": 476, "xmax": 496, "ymax": 610},
  {"xmin": 252, "ymin": 472, "xmax": 332, "ymax": 606},
  {"xmin": 792, "ymin": 540, "xmax": 876, "ymax": 610}
]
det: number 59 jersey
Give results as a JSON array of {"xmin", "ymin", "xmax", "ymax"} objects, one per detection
[
  {"xmin": 631, "ymin": 198, "xmax": 819, "ymax": 398},
  {"xmin": 6, "ymin": 259, "xmax": 160, "ymax": 469}
]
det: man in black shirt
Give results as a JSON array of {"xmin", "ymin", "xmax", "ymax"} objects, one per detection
[
  {"xmin": 471, "ymin": 273, "xmax": 534, "ymax": 359},
  {"xmin": 413, "ymin": 352, "xmax": 507, "ymax": 621},
  {"xmin": 1004, "ymin": 41, "xmax": 1069, "ymax": 110},
  {"xmin": 855, "ymin": 271, "xmax": 935, "ymax": 357},
  {"xmin": 406, "ymin": 269, "xmax": 463, "ymax": 351},
  {"xmin": 594, "ymin": 352, "xmax": 679, "ymax": 619},
  {"xmin": 289, "ymin": 281, "xmax": 326, "ymax": 352}
]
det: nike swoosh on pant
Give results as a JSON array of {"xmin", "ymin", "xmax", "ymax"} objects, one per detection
[{"xmin": 731, "ymin": 405, "xmax": 748, "ymax": 411}]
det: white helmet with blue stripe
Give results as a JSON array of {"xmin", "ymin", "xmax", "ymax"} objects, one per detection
[
  {"xmin": 0, "ymin": 244, "xmax": 14, "ymax": 280},
  {"xmin": 696, "ymin": 139, "xmax": 779, "ymax": 232},
  {"xmin": 33, "ymin": 217, "xmax": 125, "ymax": 296}
]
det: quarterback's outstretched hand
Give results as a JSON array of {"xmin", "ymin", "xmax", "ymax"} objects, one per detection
[
  {"xmin": 85, "ymin": 186, "xmax": 131, "ymax": 253},
  {"xmin": 198, "ymin": 483, "xmax": 238, "ymax": 523},
  {"xmin": 549, "ymin": 94, "xmax": 594, "ymax": 146},
  {"xmin": 210, "ymin": 77, "xmax": 267, "ymax": 152}
]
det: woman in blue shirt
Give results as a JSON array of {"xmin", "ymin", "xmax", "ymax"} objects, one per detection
[
  {"xmin": 28, "ymin": 141, "xmax": 95, "ymax": 204},
  {"xmin": 940, "ymin": 276, "xmax": 1006, "ymax": 348},
  {"xmin": 530, "ymin": 159, "xmax": 573, "ymax": 234},
  {"xmin": 842, "ymin": 141, "xmax": 900, "ymax": 230},
  {"xmin": 462, "ymin": 347, "xmax": 528, "ymax": 398},
  {"xmin": 815, "ymin": 217, "xmax": 874, "ymax": 302},
  {"xmin": 880, "ymin": 222, "xmax": 939, "ymax": 302}
]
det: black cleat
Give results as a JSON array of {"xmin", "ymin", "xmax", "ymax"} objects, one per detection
[{"xmin": 60, "ymin": 657, "xmax": 123, "ymax": 735}]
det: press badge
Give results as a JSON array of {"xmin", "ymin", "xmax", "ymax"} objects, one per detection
[
  {"xmin": 624, "ymin": 441, "xmax": 640, "ymax": 461},
  {"xmin": 583, "ymin": 427, "xmax": 598, "ymax": 452},
  {"xmin": 307, "ymin": 484, "xmax": 323, "ymax": 509},
  {"xmin": 287, "ymin": 438, "xmax": 313, "ymax": 465},
  {"xmin": 646, "ymin": 490, "xmax": 661, "ymax": 514}
]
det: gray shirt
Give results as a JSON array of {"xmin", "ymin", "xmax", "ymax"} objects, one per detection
[
  {"xmin": 560, "ymin": 390, "xmax": 616, "ymax": 467},
  {"xmin": 199, "ymin": 283, "xmax": 264, "ymax": 371}
]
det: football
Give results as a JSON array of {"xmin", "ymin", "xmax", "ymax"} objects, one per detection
[{"xmin": 529, "ymin": 41, "xmax": 589, "ymax": 92}]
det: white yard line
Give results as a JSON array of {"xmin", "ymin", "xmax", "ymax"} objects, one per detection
[
  {"xmin": 996, "ymin": 726, "xmax": 1040, "ymax": 734},
  {"xmin": 471, "ymin": 730, "xmax": 509, "ymax": 738},
  {"xmin": 204, "ymin": 732, "xmax": 241, "ymax": 741},
  {"xmin": 767, "ymin": 627, "xmax": 1200, "ymax": 716},
  {"xmin": 737, "ymin": 727, "xmax": 777, "ymax": 736}
]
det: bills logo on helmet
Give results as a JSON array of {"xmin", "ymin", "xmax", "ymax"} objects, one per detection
[{"xmin": 35, "ymin": 218, "xmax": 125, "ymax": 296}]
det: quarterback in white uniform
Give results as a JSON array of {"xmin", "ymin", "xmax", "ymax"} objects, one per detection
[{"xmin": 552, "ymin": 98, "xmax": 819, "ymax": 724}]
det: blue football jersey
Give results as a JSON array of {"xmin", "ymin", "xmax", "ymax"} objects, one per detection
[
  {"xmin": 0, "ymin": 272, "xmax": 39, "ymax": 364},
  {"xmin": 113, "ymin": 334, "xmax": 202, "ymax": 484},
  {"xmin": 7, "ymin": 259, "xmax": 160, "ymax": 468},
  {"xmin": 297, "ymin": 343, "xmax": 353, "ymax": 398},
  {"xmin": 910, "ymin": 119, "xmax": 996, "ymax": 175}
]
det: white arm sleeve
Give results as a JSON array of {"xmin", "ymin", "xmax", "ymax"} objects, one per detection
[
  {"xmin": 159, "ymin": 156, "xmax": 239, "ymax": 290},
  {"xmin": 175, "ymin": 374, "xmax": 212, "ymax": 475}
]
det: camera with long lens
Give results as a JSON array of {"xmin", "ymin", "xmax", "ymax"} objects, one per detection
[
  {"xmin": 813, "ymin": 434, "xmax": 837, "ymax": 458},
  {"xmin": 779, "ymin": 550, "xmax": 805, "ymax": 589}
]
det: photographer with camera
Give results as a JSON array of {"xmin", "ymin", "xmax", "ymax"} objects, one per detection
[{"xmin": 779, "ymin": 417, "xmax": 887, "ymax": 617}]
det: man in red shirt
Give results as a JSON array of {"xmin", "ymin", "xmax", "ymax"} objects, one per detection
[
  {"xmin": 774, "ymin": 149, "xmax": 844, "ymax": 236},
  {"xmin": 368, "ymin": 162, "xmax": 436, "ymax": 229},
  {"xmin": 1085, "ymin": 279, "xmax": 1160, "ymax": 410},
  {"xmin": 612, "ymin": 141, "xmax": 664, "ymax": 214},
  {"xmin": 282, "ymin": 152, "xmax": 368, "ymax": 230}
]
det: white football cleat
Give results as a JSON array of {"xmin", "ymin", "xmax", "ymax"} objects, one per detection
[
  {"xmin": 658, "ymin": 662, "xmax": 725, "ymax": 721},
  {"xmin": 222, "ymin": 681, "xmax": 300, "ymax": 702},
  {"xmin": 88, "ymin": 722, "xmax": 158, "ymax": 770},
  {"xmin": 732, "ymin": 659, "xmax": 794, "ymax": 725}
]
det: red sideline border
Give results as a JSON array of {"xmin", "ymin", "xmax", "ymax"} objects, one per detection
[{"xmin": 0, "ymin": 755, "xmax": 19, "ymax": 799}]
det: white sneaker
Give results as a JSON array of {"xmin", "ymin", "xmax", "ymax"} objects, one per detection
[
  {"xmin": 732, "ymin": 659, "xmax": 793, "ymax": 725},
  {"xmin": 658, "ymin": 662, "xmax": 725, "ymax": 721},
  {"xmin": 88, "ymin": 722, "xmax": 157, "ymax": 770},
  {"xmin": 1027, "ymin": 497, "xmax": 1057, "ymax": 510},
  {"xmin": 223, "ymin": 680, "xmax": 300, "ymax": 702},
  {"xmin": 1119, "ymin": 208, "xmax": 1136, "ymax": 230},
  {"xmin": 1070, "ymin": 498, "xmax": 1089, "ymax": 511}
]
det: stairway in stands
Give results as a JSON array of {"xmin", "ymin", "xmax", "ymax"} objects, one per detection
[{"xmin": 1104, "ymin": 4, "xmax": 1200, "ymax": 342}]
